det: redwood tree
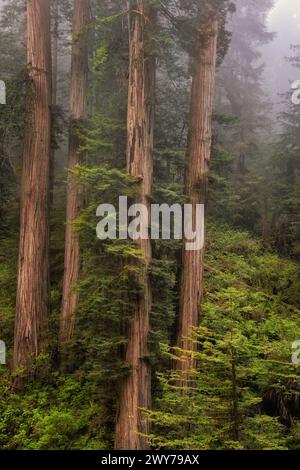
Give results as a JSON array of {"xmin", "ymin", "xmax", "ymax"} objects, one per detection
[
  {"xmin": 176, "ymin": 1, "xmax": 220, "ymax": 377},
  {"xmin": 115, "ymin": 0, "xmax": 156, "ymax": 451},
  {"xmin": 60, "ymin": 0, "xmax": 90, "ymax": 344},
  {"xmin": 13, "ymin": 0, "xmax": 52, "ymax": 384},
  {"xmin": 50, "ymin": 0, "xmax": 59, "ymax": 205}
]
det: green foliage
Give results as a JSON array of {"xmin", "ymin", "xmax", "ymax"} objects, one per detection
[
  {"xmin": 147, "ymin": 224, "xmax": 300, "ymax": 450},
  {"xmin": 3, "ymin": 221, "xmax": 300, "ymax": 450},
  {"xmin": 1, "ymin": 0, "xmax": 300, "ymax": 453},
  {"xmin": 0, "ymin": 372, "xmax": 108, "ymax": 450}
]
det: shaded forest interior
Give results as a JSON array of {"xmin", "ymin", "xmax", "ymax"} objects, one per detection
[{"xmin": 1, "ymin": 0, "xmax": 300, "ymax": 450}]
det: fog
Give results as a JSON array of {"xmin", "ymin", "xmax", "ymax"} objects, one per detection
[{"xmin": 263, "ymin": 0, "xmax": 300, "ymax": 106}]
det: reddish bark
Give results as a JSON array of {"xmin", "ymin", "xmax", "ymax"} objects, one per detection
[
  {"xmin": 176, "ymin": 10, "xmax": 219, "ymax": 378},
  {"xmin": 13, "ymin": 0, "xmax": 52, "ymax": 386},
  {"xmin": 115, "ymin": 0, "xmax": 156, "ymax": 450},
  {"xmin": 60, "ymin": 0, "xmax": 90, "ymax": 344}
]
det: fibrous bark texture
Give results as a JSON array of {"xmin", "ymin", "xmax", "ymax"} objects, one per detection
[
  {"xmin": 60, "ymin": 0, "xmax": 89, "ymax": 345},
  {"xmin": 176, "ymin": 11, "xmax": 219, "ymax": 378},
  {"xmin": 13, "ymin": 0, "xmax": 52, "ymax": 386},
  {"xmin": 115, "ymin": 0, "xmax": 155, "ymax": 451}
]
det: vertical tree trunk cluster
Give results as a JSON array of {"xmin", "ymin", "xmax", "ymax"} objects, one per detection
[
  {"xmin": 11, "ymin": 0, "xmax": 221, "ymax": 447},
  {"xmin": 13, "ymin": 0, "xmax": 52, "ymax": 385},
  {"xmin": 176, "ymin": 8, "xmax": 219, "ymax": 377},
  {"xmin": 60, "ymin": 0, "xmax": 90, "ymax": 344},
  {"xmin": 115, "ymin": 0, "xmax": 156, "ymax": 451}
]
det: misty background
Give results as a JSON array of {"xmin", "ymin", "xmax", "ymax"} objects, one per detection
[{"xmin": 263, "ymin": 0, "xmax": 300, "ymax": 108}]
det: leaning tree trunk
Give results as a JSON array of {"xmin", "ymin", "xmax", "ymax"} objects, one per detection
[
  {"xmin": 13, "ymin": 0, "xmax": 52, "ymax": 387},
  {"xmin": 176, "ymin": 10, "xmax": 219, "ymax": 378},
  {"xmin": 115, "ymin": 0, "xmax": 155, "ymax": 451},
  {"xmin": 60, "ymin": 0, "xmax": 89, "ymax": 344}
]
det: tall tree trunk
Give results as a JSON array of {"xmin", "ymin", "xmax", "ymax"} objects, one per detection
[
  {"xmin": 13, "ymin": 0, "xmax": 52, "ymax": 387},
  {"xmin": 60, "ymin": 0, "xmax": 89, "ymax": 344},
  {"xmin": 176, "ymin": 7, "xmax": 219, "ymax": 378},
  {"xmin": 115, "ymin": 0, "xmax": 155, "ymax": 451},
  {"xmin": 50, "ymin": 0, "xmax": 59, "ymax": 205}
]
